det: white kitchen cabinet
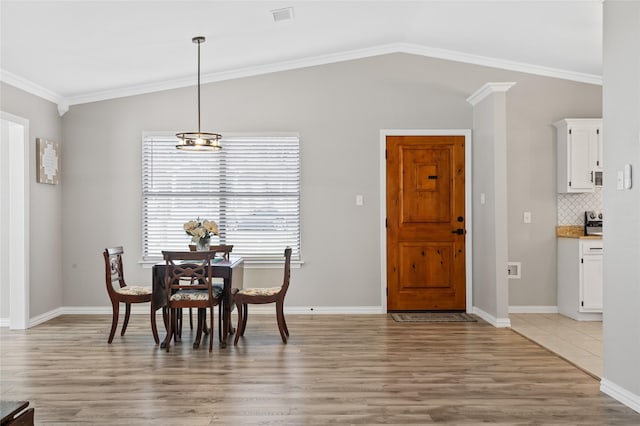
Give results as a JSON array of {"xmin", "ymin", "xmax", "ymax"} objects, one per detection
[
  {"xmin": 554, "ymin": 119, "xmax": 603, "ymax": 193},
  {"xmin": 557, "ymin": 238, "xmax": 603, "ymax": 321}
]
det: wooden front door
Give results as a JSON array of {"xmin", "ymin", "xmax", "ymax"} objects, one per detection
[{"xmin": 386, "ymin": 135, "xmax": 466, "ymax": 311}]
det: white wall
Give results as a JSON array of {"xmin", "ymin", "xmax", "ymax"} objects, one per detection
[{"xmin": 600, "ymin": 0, "xmax": 640, "ymax": 411}]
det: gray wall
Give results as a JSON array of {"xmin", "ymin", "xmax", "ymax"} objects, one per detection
[
  {"xmin": 0, "ymin": 82, "xmax": 63, "ymax": 319},
  {"xmin": 57, "ymin": 53, "xmax": 601, "ymax": 311},
  {"xmin": 506, "ymin": 80, "xmax": 601, "ymax": 307},
  {"xmin": 602, "ymin": 0, "xmax": 640, "ymax": 403}
]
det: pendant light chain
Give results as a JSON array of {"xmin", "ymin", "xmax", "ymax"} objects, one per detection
[{"xmin": 196, "ymin": 37, "xmax": 201, "ymax": 134}]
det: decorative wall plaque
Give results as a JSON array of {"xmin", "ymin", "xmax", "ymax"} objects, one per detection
[{"xmin": 36, "ymin": 138, "xmax": 60, "ymax": 184}]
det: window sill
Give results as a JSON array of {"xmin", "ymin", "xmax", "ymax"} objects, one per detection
[{"xmin": 139, "ymin": 259, "xmax": 304, "ymax": 269}]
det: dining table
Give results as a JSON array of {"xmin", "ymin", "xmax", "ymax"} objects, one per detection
[{"xmin": 151, "ymin": 256, "xmax": 244, "ymax": 348}]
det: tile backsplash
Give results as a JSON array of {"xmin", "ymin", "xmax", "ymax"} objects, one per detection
[{"xmin": 557, "ymin": 187, "xmax": 603, "ymax": 225}]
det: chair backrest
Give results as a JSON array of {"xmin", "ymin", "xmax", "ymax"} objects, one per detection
[
  {"xmin": 188, "ymin": 244, "xmax": 234, "ymax": 260},
  {"xmin": 103, "ymin": 247, "xmax": 126, "ymax": 297},
  {"xmin": 280, "ymin": 247, "xmax": 293, "ymax": 295},
  {"xmin": 162, "ymin": 251, "xmax": 216, "ymax": 303}
]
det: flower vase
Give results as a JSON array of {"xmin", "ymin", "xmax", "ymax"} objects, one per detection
[{"xmin": 195, "ymin": 238, "xmax": 210, "ymax": 251}]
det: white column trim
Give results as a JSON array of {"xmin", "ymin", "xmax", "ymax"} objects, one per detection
[{"xmin": 1, "ymin": 112, "xmax": 30, "ymax": 329}]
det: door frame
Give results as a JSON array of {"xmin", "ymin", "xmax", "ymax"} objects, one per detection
[
  {"xmin": 1, "ymin": 111, "xmax": 30, "ymax": 329},
  {"xmin": 379, "ymin": 129, "xmax": 472, "ymax": 313}
]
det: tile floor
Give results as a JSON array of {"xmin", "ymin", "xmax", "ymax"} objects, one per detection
[{"xmin": 509, "ymin": 313, "xmax": 603, "ymax": 379}]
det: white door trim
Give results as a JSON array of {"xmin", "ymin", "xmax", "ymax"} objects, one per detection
[
  {"xmin": 379, "ymin": 129, "xmax": 473, "ymax": 313},
  {"xmin": 1, "ymin": 112, "xmax": 30, "ymax": 329}
]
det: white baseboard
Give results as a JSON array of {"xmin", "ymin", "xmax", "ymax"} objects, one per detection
[
  {"xmin": 60, "ymin": 305, "xmax": 384, "ymax": 315},
  {"xmin": 508, "ymin": 305, "xmax": 559, "ymax": 314},
  {"xmin": 600, "ymin": 378, "xmax": 640, "ymax": 414},
  {"xmin": 472, "ymin": 306, "xmax": 511, "ymax": 328},
  {"xmin": 6, "ymin": 305, "xmax": 386, "ymax": 327},
  {"xmin": 30, "ymin": 307, "xmax": 64, "ymax": 327}
]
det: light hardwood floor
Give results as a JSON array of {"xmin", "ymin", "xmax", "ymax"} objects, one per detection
[{"xmin": 1, "ymin": 314, "xmax": 638, "ymax": 425}]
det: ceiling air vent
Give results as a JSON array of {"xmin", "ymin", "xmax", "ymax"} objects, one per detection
[{"xmin": 271, "ymin": 7, "xmax": 294, "ymax": 22}]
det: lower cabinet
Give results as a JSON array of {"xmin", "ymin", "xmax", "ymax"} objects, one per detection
[{"xmin": 557, "ymin": 238, "xmax": 603, "ymax": 321}]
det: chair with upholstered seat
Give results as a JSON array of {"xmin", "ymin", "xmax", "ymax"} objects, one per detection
[
  {"xmin": 233, "ymin": 247, "xmax": 292, "ymax": 345},
  {"xmin": 162, "ymin": 250, "xmax": 223, "ymax": 351},
  {"xmin": 186, "ymin": 244, "xmax": 233, "ymax": 331},
  {"xmin": 103, "ymin": 246, "xmax": 158, "ymax": 344}
]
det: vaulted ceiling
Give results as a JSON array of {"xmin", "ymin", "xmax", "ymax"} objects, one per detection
[{"xmin": 0, "ymin": 1, "xmax": 602, "ymax": 107}]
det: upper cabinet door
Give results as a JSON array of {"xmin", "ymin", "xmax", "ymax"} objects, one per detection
[{"xmin": 554, "ymin": 119, "xmax": 602, "ymax": 193}]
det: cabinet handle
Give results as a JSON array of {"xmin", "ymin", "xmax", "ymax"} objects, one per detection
[{"xmin": 590, "ymin": 171, "xmax": 594, "ymax": 182}]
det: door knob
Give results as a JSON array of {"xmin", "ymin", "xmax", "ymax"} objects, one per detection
[{"xmin": 451, "ymin": 229, "xmax": 465, "ymax": 235}]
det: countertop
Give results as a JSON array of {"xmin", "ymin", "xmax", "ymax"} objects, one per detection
[{"xmin": 556, "ymin": 225, "xmax": 602, "ymax": 239}]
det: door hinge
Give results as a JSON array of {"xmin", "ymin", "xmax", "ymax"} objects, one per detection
[
  {"xmin": 385, "ymin": 218, "xmax": 388, "ymax": 228},
  {"xmin": 385, "ymin": 149, "xmax": 388, "ymax": 159},
  {"xmin": 386, "ymin": 287, "xmax": 388, "ymax": 296},
  {"xmin": 569, "ymin": 129, "xmax": 572, "ymax": 135},
  {"xmin": 597, "ymin": 129, "xmax": 600, "ymax": 135},
  {"xmin": 581, "ymin": 301, "xmax": 584, "ymax": 307},
  {"xmin": 581, "ymin": 258, "xmax": 584, "ymax": 263},
  {"xmin": 569, "ymin": 181, "xmax": 572, "ymax": 187}
]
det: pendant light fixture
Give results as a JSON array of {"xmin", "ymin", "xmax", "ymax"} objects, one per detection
[{"xmin": 176, "ymin": 36, "xmax": 222, "ymax": 151}]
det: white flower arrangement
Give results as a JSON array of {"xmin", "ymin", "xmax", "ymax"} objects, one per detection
[{"xmin": 183, "ymin": 218, "xmax": 219, "ymax": 244}]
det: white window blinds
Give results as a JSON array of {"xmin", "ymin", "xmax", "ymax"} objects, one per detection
[{"xmin": 142, "ymin": 134, "xmax": 300, "ymax": 261}]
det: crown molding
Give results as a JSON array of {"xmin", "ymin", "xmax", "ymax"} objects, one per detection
[
  {"xmin": 466, "ymin": 82, "xmax": 517, "ymax": 106},
  {"xmin": 4, "ymin": 42, "xmax": 603, "ymax": 108},
  {"xmin": 0, "ymin": 69, "xmax": 68, "ymax": 116}
]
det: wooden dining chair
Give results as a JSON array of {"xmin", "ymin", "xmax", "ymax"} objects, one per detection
[
  {"xmin": 162, "ymin": 250, "xmax": 223, "ymax": 351},
  {"xmin": 103, "ymin": 246, "xmax": 158, "ymax": 344},
  {"xmin": 233, "ymin": 247, "xmax": 292, "ymax": 345},
  {"xmin": 188, "ymin": 244, "xmax": 234, "ymax": 258},
  {"xmin": 186, "ymin": 244, "xmax": 234, "ymax": 330}
]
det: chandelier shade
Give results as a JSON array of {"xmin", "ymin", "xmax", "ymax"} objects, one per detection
[{"xmin": 176, "ymin": 36, "xmax": 222, "ymax": 151}]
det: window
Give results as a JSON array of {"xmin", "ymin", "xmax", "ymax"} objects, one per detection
[{"xmin": 142, "ymin": 134, "xmax": 300, "ymax": 262}]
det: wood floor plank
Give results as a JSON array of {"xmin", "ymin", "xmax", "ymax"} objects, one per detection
[{"xmin": 1, "ymin": 314, "xmax": 639, "ymax": 425}]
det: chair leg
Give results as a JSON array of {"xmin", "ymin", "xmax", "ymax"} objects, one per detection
[
  {"xmin": 108, "ymin": 302, "xmax": 119, "ymax": 344},
  {"xmin": 121, "ymin": 303, "xmax": 131, "ymax": 336},
  {"xmin": 162, "ymin": 306, "xmax": 168, "ymax": 329},
  {"xmin": 189, "ymin": 307, "xmax": 194, "ymax": 330},
  {"xmin": 218, "ymin": 304, "xmax": 223, "ymax": 344},
  {"xmin": 276, "ymin": 300, "xmax": 288, "ymax": 343},
  {"xmin": 151, "ymin": 302, "xmax": 159, "ymax": 344},
  {"xmin": 233, "ymin": 301, "xmax": 243, "ymax": 345},
  {"xmin": 194, "ymin": 309, "xmax": 204, "ymax": 349},
  {"xmin": 282, "ymin": 314, "xmax": 290, "ymax": 337},
  {"xmin": 209, "ymin": 306, "xmax": 214, "ymax": 352},
  {"xmin": 240, "ymin": 304, "xmax": 249, "ymax": 336},
  {"xmin": 164, "ymin": 308, "xmax": 174, "ymax": 351},
  {"xmin": 176, "ymin": 309, "xmax": 182, "ymax": 340},
  {"xmin": 202, "ymin": 309, "xmax": 209, "ymax": 336}
]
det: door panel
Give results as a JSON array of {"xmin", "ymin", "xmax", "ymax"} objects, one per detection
[{"xmin": 387, "ymin": 135, "xmax": 465, "ymax": 311}]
